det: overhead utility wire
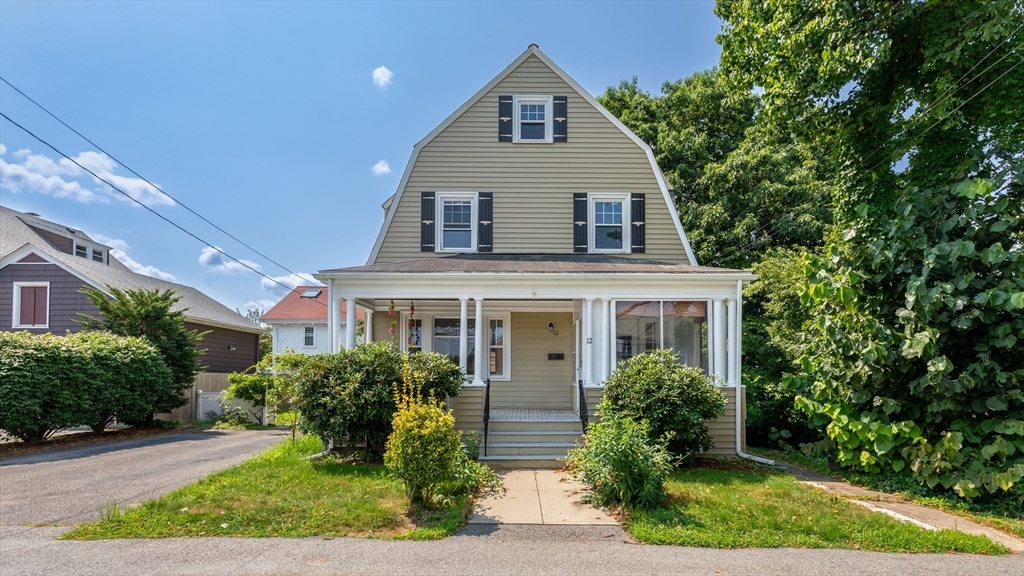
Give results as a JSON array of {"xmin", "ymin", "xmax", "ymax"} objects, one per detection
[
  {"xmin": 714, "ymin": 51, "xmax": 1024, "ymax": 267},
  {"xmin": 0, "ymin": 75, "xmax": 307, "ymax": 283},
  {"xmin": 849, "ymin": 22, "xmax": 1024, "ymax": 174},
  {"xmin": 0, "ymin": 111, "xmax": 324, "ymax": 305}
]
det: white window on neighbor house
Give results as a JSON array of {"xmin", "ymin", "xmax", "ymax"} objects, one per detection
[
  {"xmin": 513, "ymin": 95, "xmax": 553, "ymax": 143},
  {"xmin": 12, "ymin": 282, "xmax": 49, "ymax": 329},
  {"xmin": 74, "ymin": 243, "xmax": 88, "ymax": 258},
  {"xmin": 589, "ymin": 193, "xmax": 630, "ymax": 253},
  {"xmin": 91, "ymin": 249, "xmax": 104, "ymax": 263},
  {"xmin": 436, "ymin": 192, "xmax": 478, "ymax": 252},
  {"xmin": 73, "ymin": 242, "xmax": 106, "ymax": 264},
  {"xmin": 303, "ymin": 326, "xmax": 315, "ymax": 347}
]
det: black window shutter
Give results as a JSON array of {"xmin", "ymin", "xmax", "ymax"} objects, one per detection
[
  {"xmin": 631, "ymin": 193, "xmax": 646, "ymax": 253},
  {"xmin": 420, "ymin": 192, "xmax": 435, "ymax": 252},
  {"xmin": 498, "ymin": 96, "xmax": 513, "ymax": 142},
  {"xmin": 553, "ymin": 96, "xmax": 567, "ymax": 142},
  {"xmin": 478, "ymin": 193, "xmax": 493, "ymax": 252},
  {"xmin": 573, "ymin": 193, "xmax": 588, "ymax": 253}
]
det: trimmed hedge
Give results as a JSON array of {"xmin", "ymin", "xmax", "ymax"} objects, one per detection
[{"xmin": 0, "ymin": 331, "xmax": 174, "ymax": 442}]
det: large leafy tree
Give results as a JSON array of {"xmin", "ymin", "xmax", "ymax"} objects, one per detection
[
  {"xmin": 598, "ymin": 70, "xmax": 833, "ymax": 269},
  {"xmin": 717, "ymin": 0, "xmax": 1024, "ymax": 495},
  {"xmin": 78, "ymin": 287, "xmax": 206, "ymax": 420}
]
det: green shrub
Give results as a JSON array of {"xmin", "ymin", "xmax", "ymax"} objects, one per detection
[
  {"xmin": 0, "ymin": 331, "xmax": 173, "ymax": 442},
  {"xmin": 602, "ymin": 350, "xmax": 727, "ymax": 459},
  {"xmin": 384, "ymin": 399, "xmax": 461, "ymax": 506},
  {"xmin": 293, "ymin": 343, "xmax": 462, "ymax": 453},
  {"xmin": 565, "ymin": 405, "xmax": 672, "ymax": 509}
]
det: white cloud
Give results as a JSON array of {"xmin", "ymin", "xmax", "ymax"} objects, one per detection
[
  {"xmin": 198, "ymin": 246, "xmax": 262, "ymax": 274},
  {"xmin": 372, "ymin": 66, "xmax": 393, "ymax": 88},
  {"xmin": 243, "ymin": 299, "xmax": 278, "ymax": 312},
  {"xmin": 371, "ymin": 160, "xmax": 391, "ymax": 175},
  {"xmin": 0, "ymin": 145, "xmax": 174, "ymax": 207},
  {"xmin": 260, "ymin": 272, "xmax": 322, "ymax": 298},
  {"xmin": 0, "ymin": 143, "xmax": 5, "ymax": 155},
  {"xmin": 91, "ymin": 233, "xmax": 176, "ymax": 281}
]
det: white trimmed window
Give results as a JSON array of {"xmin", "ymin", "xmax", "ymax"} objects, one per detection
[
  {"xmin": 303, "ymin": 326, "xmax": 315, "ymax": 347},
  {"xmin": 513, "ymin": 95, "xmax": 553, "ymax": 143},
  {"xmin": 433, "ymin": 318, "xmax": 476, "ymax": 376},
  {"xmin": 12, "ymin": 282, "xmax": 49, "ymax": 329},
  {"xmin": 487, "ymin": 316, "xmax": 510, "ymax": 379},
  {"xmin": 436, "ymin": 192, "xmax": 478, "ymax": 252},
  {"xmin": 589, "ymin": 193, "xmax": 631, "ymax": 253},
  {"xmin": 73, "ymin": 242, "xmax": 106, "ymax": 264}
]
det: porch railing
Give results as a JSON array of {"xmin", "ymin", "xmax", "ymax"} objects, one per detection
[
  {"xmin": 578, "ymin": 380, "xmax": 589, "ymax": 432},
  {"xmin": 483, "ymin": 378, "xmax": 491, "ymax": 457}
]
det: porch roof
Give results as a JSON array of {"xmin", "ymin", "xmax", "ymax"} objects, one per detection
[{"xmin": 320, "ymin": 254, "xmax": 750, "ymax": 276}]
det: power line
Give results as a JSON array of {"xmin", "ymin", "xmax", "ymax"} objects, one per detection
[
  {"xmin": 0, "ymin": 111, "xmax": 325, "ymax": 306},
  {"xmin": 0, "ymin": 75, "xmax": 308, "ymax": 283}
]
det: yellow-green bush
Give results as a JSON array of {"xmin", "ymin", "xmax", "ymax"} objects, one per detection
[{"xmin": 384, "ymin": 400, "xmax": 461, "ymax": 506}]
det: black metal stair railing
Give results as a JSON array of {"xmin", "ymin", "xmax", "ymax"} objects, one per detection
[
  {"xmin": 578, "ymin": 380, "xmax": 589, "ymax": 432},
  {"xmin": 482, "ymin": 378, "xmax": 491, "ymax": 457}
]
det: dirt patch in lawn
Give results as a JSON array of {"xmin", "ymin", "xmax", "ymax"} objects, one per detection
[
  {"xmin": 0, "ymin": 427, "xmax": 185, "ymax": 460},
  {"xmin": 691, "ymin": 457, "xmax": 765, "ymax": 473}
]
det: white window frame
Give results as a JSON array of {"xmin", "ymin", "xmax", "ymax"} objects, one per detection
[
  {"xmin": 485, "ymin": 314, "xmax": 511, "ymax": 381},
  {"xmin": 435, "ymin": 192, "xmax": 478, "ymax": 253},
  {"xmin": 73, "ymin": 242, "xmax": 107, "ymax": 264},
  {"xmin": 12, "ymin": 281, "xmax": 50, "ymax": 329},
  {"xmin": 302, "ymin": 325, "xmax": 315, "ymax": 348},
  {"xmin": 512, "ymin": 95, "xmax": 554, "ymax": 144},
  {"xmin": 588, "ymin": 192, "xmax": 631, "ymax": 254}
]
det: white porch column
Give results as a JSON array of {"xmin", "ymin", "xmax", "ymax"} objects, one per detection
[
  {"xmin": 326, "ymin": 282, "xmax": 335, "ymax": 352},
  {"xmin": 365, "ymin": 310, "xmax": 373, "ymax": 343},
  {"xmin": 459, "ymin": 298, "xmax": 468, "ymax": 375},
  {"xmin": 583, "ymin": 298, "xmax": 595, "ymax": 386},
  {"xmin": 345, "ymin": 298, "xmax": 357, "ymax": 350},
  {"xmin": 712, "ymin": 298, "xmax": 726, "ymax": 384},
  {"xmin": 599, "ymin": 298, "xmax": 610, "ymax": 384},
  {"xmin": 727, "ymin": 297, "xmax": 739, "ymax": 387},
  {"xmin": 473, "ymin": 298, "xmax": 485, "ymax": 385},
  {"xmin": 608, "ymin": 299, "xmax": 617, "ymax": 377},
  {"xmin": 331, "ymin": 297, "xmax": 342, "ymax": 353}
]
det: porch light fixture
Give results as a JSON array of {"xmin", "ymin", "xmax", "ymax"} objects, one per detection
[
  {"xmin": 228, "ymin": 345, "xmax": 236, "ymax": 351},
  {"xmin": 548, "ymin": 321, "xmax": 555, "ymax": 333}
]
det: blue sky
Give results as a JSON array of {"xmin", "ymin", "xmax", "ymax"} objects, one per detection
[{"xmin": 0, "ymin": 1, "xmax": 723, "ymax": 313}]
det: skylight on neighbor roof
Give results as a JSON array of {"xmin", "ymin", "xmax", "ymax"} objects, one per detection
[{"xmin": 300, "ymin": 289, "xmax": 322, "ymax": 298}]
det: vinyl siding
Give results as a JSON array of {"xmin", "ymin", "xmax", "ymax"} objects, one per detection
[
  {"xmin": 27, "ymin": 225, "xmax": 74, "ymax": 255},
  {"xmin": 452, "ymin": 385, "xmax": 484, "ymax": 434},
  {"xmin": 271, "ymin": 323, "xmax": 329, "ymax": 354},
  {"xmin": 374, "ymin": 54, "xmax": 690, "ymax": 264},
  {"xmin": 491, "ymin": 312, "xmax": 573, "ymax": 409},
  {"xmin": 186, "ymin": 322, "xmax": 260, "ymax": 374},
  {"xmin": 0, "ymin": 263, "xmax": 97, "ymax": 334},
  {"xmin": 574, "ymin": 386, "xmax": 744, "ymax": 456}
]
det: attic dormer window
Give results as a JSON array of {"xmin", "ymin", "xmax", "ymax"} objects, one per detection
[
  {"xmin": 75, "ymin": 243, "xmax": 88, "ymax": 258},
  {"xmin": 73, "ymin": 242, "xmax": 106, "ymax": 264}
]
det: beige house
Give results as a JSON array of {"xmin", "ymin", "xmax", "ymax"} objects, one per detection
[{"xmin": 316, "ymin": 45, "xmax": 758, "ymax": 466}]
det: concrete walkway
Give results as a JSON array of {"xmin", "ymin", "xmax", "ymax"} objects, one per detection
[
  {"xmin": 778, "ymin": 462, "xmax": 1024, "ymax": 553},
  {"xmin": 468, "ymin": 469, "xmax": 618, "ymax": 525}
]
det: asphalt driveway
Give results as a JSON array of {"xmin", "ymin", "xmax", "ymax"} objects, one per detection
[{"xmin": 0, "ymin": 428, "xmax": 284, "ymax": 528}]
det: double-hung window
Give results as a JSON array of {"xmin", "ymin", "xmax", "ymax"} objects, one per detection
[
  {"xmin": 589, "ymin": 193, "xmax": 630, "ymax": 253},
  {"xmin": 433, "ymin": 318, "xmax": 476, "ymax": 376},
  {"xmin": 303, "ymin": 326, "xmax": 315, "ymax": 347},
  {"xmin": 513, "ymin": 95, "xmax": 553, "ymax": 143},
  {"xmin": 73, "ymin": 242, "xmax": 106, "ymax": 264},
  {"xmin": 12, "ymin": 282, "xmax": 49, "ymax": 329},
  {"xmin": 436, "ymin": 192, "xmax": 478, "ymax": 252}
]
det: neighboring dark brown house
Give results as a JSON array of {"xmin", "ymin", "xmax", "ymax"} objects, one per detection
[{"xmin": 0, "ymin": 205, "xmax": 263, "ymax": 374}]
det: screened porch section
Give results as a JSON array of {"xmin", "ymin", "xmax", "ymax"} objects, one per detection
[{"xmin": 614, "ymin": 300, "xmax": 708, "ymax": 370}]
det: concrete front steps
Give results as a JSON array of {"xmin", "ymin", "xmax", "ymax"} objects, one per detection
[{"xmin": 478, "ymin": 411, "xmax": 583, "ymax": 469}]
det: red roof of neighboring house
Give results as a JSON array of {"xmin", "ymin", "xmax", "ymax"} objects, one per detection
[{"xmin": 261, "ymin": 286, "xmax": 365, "ymax": 322}]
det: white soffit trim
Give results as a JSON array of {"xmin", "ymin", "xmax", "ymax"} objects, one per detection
[{"xmin": 364, "ymin": 45, "xmax": 699, "ymax": 266}]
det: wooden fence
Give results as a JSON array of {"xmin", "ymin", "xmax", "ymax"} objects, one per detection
[{"xmin": 158, "ymin": 372, "xmax": 232, "ymax": 422}]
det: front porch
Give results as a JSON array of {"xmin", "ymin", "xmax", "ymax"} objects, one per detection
[{"xmin": 315, "ymin": 254, "xmax": 754, "ymax": 463}]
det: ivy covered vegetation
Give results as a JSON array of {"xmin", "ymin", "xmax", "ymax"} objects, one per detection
[{"xmin": 603, "ymin": 0, "xmax": 1023, "ymax": 501}]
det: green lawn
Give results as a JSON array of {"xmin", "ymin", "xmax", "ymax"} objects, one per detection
[
  {"xmin": 625, "ymin": 465, "xmax": 1009, "ymax": 554},
  {"xmin": 750, "ymin": 447, "xmax": 1024, "ymax": 540},
  {"xmin": 63, "ymin": 435, "xmax": 465, "ymax": 540}
]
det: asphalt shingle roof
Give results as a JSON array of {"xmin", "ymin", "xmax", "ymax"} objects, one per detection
[
  {"xmin": 1, "ymin": 206, "xmax": 263, "ymax": 333},
  {"xmin": 320, "ymin": 253, "xmax": 750, "ymax": 275},
  {"xmin": 261, "ymin": 286, "xmax": 365, "ymax": 322}
]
